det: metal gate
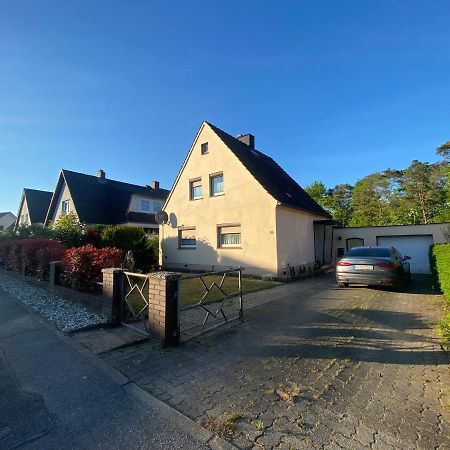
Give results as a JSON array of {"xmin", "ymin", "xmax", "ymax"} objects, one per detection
[
  {"xmin": 178, "ymin": 268, "xmax": 243, "ymax": 342},
  {"xmin": 121, "ymin": 271, "xmax": 150, "ymax": 336}
]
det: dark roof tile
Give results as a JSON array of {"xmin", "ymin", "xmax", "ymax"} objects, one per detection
[
  {"xmin": 207, "ymin": 123, "xmax": 330, "ymax": 218},
  {"xmin": 23, "ymin": 189, "xmax": 53, "ymax": 223},
  {"xmin": 47, "ymin": 170, "xmax": 169, "ymax": 225}
]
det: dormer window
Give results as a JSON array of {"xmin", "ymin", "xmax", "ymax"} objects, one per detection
[
  {"xmin": 140, "ymin": 200, "xmax": 151, "ymax": 212},
  {"xmin": 201, "ymin": 142, "xmax": 208, "ymax": 154},
  {"xmin": 61, "ymin": 200, "xmax": 70, "ymax": 215}
]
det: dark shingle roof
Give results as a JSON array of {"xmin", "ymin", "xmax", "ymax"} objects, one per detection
[
  {"xmin": 47, "ymin": 170, "xmax": 169, "ymax": 225},
  {"xmin": 207, "ymin": 123, "xmax": 330, "ymax": 218},
  {"xmin": 23, "ymin": 189, "xmax": 53, "ymax": 223}
]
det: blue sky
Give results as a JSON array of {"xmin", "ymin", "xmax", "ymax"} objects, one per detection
[{"xmin": 1, "ymin": 1, "xmax": 449, "ymax": 214}]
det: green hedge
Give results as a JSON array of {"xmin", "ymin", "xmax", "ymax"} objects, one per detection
[
  {"xmin": 430, "ymin": 243, "xmax": 450, "ymax": 349},
  {"xmin": 430, "ymin": 243, "xmax": 450, "ymax": 300}
]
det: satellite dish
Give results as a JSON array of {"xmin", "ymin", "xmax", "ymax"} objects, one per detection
[{"xmin": 155, "ymin": 210, "xmax": 168, "ymax": 225}]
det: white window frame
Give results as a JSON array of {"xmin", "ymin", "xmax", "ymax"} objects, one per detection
[
  {"xmin": 218, "ymin": 224, "xmax": 241, "ymax": 249},
  {"xmin": 179, "ymin": 227, "xmax": 196, "ymax": 249},
  {"xmin": 190, "ymin": 178, "xmax": 202, "ymax": 200},
  {"xmin": 140, "ymin": 199, "xmax": 151, "ymax": 212},
  {"xmin": 210, "ymin": 173, "xmax": 224, "ymax": 196},
  {"xmin": 61, "ymin": 200, "xmax": 70, "ymax": 215}
]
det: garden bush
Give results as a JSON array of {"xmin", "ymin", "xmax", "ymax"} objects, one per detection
[
  {"xmin": 49, "ymin": 213, "xmax": 86, "ymax": 247},
  {"xmin": 63, "ymin": 244, "xmax": 123, "ymax": 290},
  {"xmin": 0, "ymin": 239, "xmax": 66, "ymax": 277},
  {"xmin": 100, "ymin": 226, "xmax": 158, "ymax": 272},
  {"xmin": 430, "ymin": 243, "xmax": 450, "ymax": 348}
]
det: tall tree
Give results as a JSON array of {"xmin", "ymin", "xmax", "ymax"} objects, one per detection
[
  {"xmin": 328, "ymin": 184, "xmax": 353, "ymax": 227},
  {"xmin": 437, "ymin": 140, "xmax": 450, "ymax": 160},
  {"xmin": 350, "ymin": 172, "xmax": 392, "ymax": 227},
  {"xmin": 400, "ymin": 161, "xmax": 447, "ymax": 224},
  {"xmin": 304, "ymin": 181, "xmax": 332, "ymax": 211}
]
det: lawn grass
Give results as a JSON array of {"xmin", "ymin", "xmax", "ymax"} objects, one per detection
[
  {"xmin": 122, "ymin": 273, "xmax": 282, "ymax": 314},
  {"xmin": 179, "ymin": 275, "xmax": 280, "ymax": 307}
]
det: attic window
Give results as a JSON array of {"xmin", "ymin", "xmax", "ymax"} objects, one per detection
[
  {"xmin": 201, "ymin": 143, "xmax": 209, "ymax": 155},
  {"xmin": 140, "ymin": 200, "xmax": 151, "ymax": 212},
  {"xmin": 61, "ymin": 200, "xmax": 70, "ymax": 215}
]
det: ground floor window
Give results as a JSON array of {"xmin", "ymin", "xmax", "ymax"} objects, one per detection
[
  {"xmin": 179, "ymin": 227, "xmax": 196, "ymax": 249},
  {"xmin": 218, "ymin": 224, "xmax": 241, "ymax": 248}
]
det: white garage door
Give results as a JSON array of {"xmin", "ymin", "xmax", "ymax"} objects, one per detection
[{"xmin": 376, "ymin": 235, "xmax": 434, "ymax": 274}]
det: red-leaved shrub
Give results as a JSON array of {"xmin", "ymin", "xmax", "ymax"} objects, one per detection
[
  {"xmin": 0, "ymin": 239, "xmax": 66, "ymax": 277},
  {"xmin": 63, "ymin": 244, "xmax": 123, "ymax": 289}
]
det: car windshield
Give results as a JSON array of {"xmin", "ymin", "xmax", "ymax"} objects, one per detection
[{"xmin": 345, "ymin": 247, "xmax": 390, "ymax": 258}]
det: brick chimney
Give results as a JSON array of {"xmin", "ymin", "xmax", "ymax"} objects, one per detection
[
  {"xmin": 236, "ymin": 134, "xmax": 255, "ymax": 149},
  {"xmin": 151, "ymin": 180, "xmax": 160, "ymax": 189}
]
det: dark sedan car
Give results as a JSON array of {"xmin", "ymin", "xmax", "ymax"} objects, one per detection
[{"xmin": 336, "ymin": 246, "xmax": 411, "ymax": 289}]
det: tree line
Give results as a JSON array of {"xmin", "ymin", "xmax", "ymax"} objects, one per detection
[{"xmin": 305, "ymin": 141, "xmax": 450, "ymax": 227}]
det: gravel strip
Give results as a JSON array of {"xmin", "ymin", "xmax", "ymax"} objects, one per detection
[{"xmin": 0, "ymin": 272, "xmax": 108, "ymax": 332}]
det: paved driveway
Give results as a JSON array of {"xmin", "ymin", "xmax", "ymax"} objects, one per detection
[{"xmin": 103, "ymin": 275, "xmax": 450, "ymax": 449}]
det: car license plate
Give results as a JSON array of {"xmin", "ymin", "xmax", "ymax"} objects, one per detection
[{"xmin": 354, "ymin": 265, "xmax": 373, "ymax": 270}]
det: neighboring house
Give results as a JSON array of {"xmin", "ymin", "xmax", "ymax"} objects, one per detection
[
  {"xmin": 0, "ymin": 212, "xmax": 16, "ymax": 231},
  {"xmin": 44, "ymin": 169, "xmax": 169, "ymax": 231},
  {"xmin": 332, "ymin": 223, "xmax": 450, "ymax": 274},
  {"xmin": 15, "ymin": 188, "xmax": 53, "ymax": 229},
  {"xmin": 161, "ymin": 121, "xmax": 330, "ymax": 276}
]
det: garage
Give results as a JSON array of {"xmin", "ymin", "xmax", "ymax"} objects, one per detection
[{"xmin": 376, "ymin": 235, "xmax": 433, "ymax": 274}]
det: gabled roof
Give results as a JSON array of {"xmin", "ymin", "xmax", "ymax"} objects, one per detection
[
  {"xmin": 45, "ymin": 169, "xmax": 169, "ymax": 225},
  {"xmin": 206, "ymin": 122, "xmax": 330, "ymax": 218},
  {"xmin": 23, "ymin": 189, "xmax": 53, "ymax": 223},
  {"xmin": 0, "ymin": 212, "xmax": 11, "ymax": 219}
]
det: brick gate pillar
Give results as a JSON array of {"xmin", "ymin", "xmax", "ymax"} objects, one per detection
[
  {"xmin": 102, "ymin": 268, "xmax": 124, "ymax": 325},
  {"xmin": 148, "ymin": 272, "xmax": 181, "ymax": 347}
]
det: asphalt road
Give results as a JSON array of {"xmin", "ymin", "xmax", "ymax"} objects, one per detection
[{"xmin": 0, "ymin": 287, "xmax": 214, "ymax": 450}]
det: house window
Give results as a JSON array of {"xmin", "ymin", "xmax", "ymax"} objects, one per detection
[
  {"xmin": 179, "ymin": 227, "xmax": 196, "ymax": 249},
  {"xmin": 218, "ymin": 224, "xmax": 241, "ymax": 248},
  {"xmin": 346, "ymin": 238, "xmax": 364, "ymax": 251},
  {"xmin": 140, "ymin": 200, "xmax": 151, "ymax": 212},
  {"xmin": 190, "ymin": 178, "xmax": 202, "ymax": 200},
  {"xmin": 210, "ymin": 173, "xmax": 224, "ymax": 196},
  {"xmin": 201, "ymin": 142, "xmax": 208, "ymax": 154},
  {"xmin": 152, "ymin": 201, "xmax": 162, "ymax": 213},
  {"xmin": 61, "ymin": 200, "xmax": 70, "ymax": 215}
]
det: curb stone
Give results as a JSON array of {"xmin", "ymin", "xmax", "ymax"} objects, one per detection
[
  {"xmin": 123, "ymin": 383, "xmax": 238, "ymax": 450},
  {"xmin": 1, "ymin": 286, "xmax": 237, "ymax": 449}
]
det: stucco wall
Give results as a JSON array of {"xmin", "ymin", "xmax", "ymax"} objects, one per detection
[
  {"xmin": 275, "ymin": 206, "xmax": 325, "ymax": 275},
  {"xmin": 0, "ymin": 213, "xmax": 16, "ymax": 230},
  {"xmin": 128, "ymin": 194, "xmax": 163, "ymax": 213},
  {"xmin": 18, "ymin": 199, "xmax": 30, "ymax": 225},
  {"xmin": 332, "ymin": 223, "xmax": 450, "ymax": 262},
  {"xmin": 161, "ymin": 123, "xmax": 279, "ymax": 276},
  {"xmin": 52, "ymin": 181, "xmax": 77, "ymax": 222}
]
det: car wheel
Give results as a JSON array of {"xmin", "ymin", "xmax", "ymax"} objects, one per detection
[{"xmin": 337, "ymin": 282, "xmax": 348, "ymax": 288}]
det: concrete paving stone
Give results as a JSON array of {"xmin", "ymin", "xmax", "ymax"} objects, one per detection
[
  {"xmin": 92, "ymin": 275, "xmax": 450, "ymax": 448},
  {"xmin": 255, "ymin": 430, "xmax": 284, "ymax": 449}
]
